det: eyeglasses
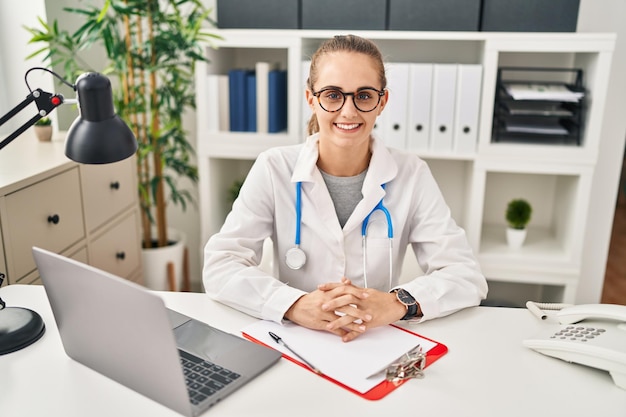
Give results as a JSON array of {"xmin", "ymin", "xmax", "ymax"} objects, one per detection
[{"xmin": 312, "ymin": 88, "xmax": 385, "ymax": 113}]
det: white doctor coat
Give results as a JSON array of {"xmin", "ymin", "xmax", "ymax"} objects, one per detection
[{"xmin": 203, "ymin": 134, "xmax": 487, "ymax": 324}]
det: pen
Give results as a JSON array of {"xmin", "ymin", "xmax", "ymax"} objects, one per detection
[{"xmin": 268, "ymin": 331, "xmax": 322, "ymax": 374}]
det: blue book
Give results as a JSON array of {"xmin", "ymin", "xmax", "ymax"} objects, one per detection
[
  {"xmin": 228, "ymin": 69, "xmax": 248, "ymax": 132},
  {"xmin": 268, "ymin": 69, "xmax": 288, "ymax": 133},
  {"xmin": 246, "ymin": 72, "xmax": 257, "ymax": 132}
]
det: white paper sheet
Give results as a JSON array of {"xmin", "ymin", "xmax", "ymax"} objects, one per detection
[{"xmin": 241, "ymin": 320, "xmax": 436, "ymax": 394}]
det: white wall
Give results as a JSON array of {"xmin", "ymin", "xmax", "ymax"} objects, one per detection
[{"xmin": 0, "ymin": 0, "xmax": 54, "ymax": 135}]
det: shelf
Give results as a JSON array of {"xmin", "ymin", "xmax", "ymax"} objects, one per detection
[
  {"xmin": 198, "ymin": 133, "xmax": 295, "ymax": 159},
  {"xmin": 479, "ymin": 224, "xmax": 572, "ymax": 266},
  {"xmin": 483, "ymin": 281, "xmax": 569, "ymax": 307},
  {"xmin": 195, "ymin": 30, "xmax": 616, "ymax": 305}
]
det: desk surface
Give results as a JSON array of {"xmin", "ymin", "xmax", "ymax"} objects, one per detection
[{"xmin": 1, "ymin": 285, "xmax": 624, "ymax": 417}]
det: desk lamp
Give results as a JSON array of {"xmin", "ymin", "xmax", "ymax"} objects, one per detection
[{"xmin": 0, "ymin": 67, "xmax": 137, "ymax": 355}]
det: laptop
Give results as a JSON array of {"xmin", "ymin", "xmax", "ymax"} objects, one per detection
[{"xmin": 32, "ymin": 247, "xmax": 281, "ymax": 416}]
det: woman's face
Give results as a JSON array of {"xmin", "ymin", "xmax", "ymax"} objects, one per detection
[{"xmin": 306, "ymin": 51, "xmax": 387, "ymax": 152}]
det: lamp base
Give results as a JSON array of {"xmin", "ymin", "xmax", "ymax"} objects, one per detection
[{"xmin": 0, "ymin": 307, "xmax": 45, "ymax": 355}]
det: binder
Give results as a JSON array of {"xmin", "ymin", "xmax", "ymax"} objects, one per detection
[
  {"xmin": 255, "ymin": 62, "xmax": 278, "ymax": 134},
  {"xmin": 228, "ymin": 69, "xmax": 249, "ymax": 132},
  {"xmin": 372, "ymin": 112, "xmax": 387, "ymax": 140},
  {"xmin": 209, "ymin": 74, "xmax": 231, "ymax": 132},
  {"xmin": 453, "ymin": 64, "xmax": 482, "ymax": 154},
  {"xmin": 246, "ymin": 72, "xmax": 257, "ymax": 132},
  {"xmin": 242, "ymin": 320, "xmax": 448, "ymax": 400},
  {"xmin": 268, "ymin": 69, "xmax": 288, "ymax": 133},
  {"xmin": 430, "ymin": 64, "xmax": 457, "ymax": 152},
  {"xmin": 217, "ymin": 75, "xmax": 230, "ymax": 132},
  {"xmin": 206, "ymin": 74, "xmax": 221, "ymax": 132},
  {"xmin": 383, "ymin": 63, "xmax": 410, "ymax": 150},
  {"xmin": 406, "ymin": 63, "xmax": 434, "ymax": 151},
  {"xmin": 301, "ymin": 60, "xmax": 312, "ymax": 135}
]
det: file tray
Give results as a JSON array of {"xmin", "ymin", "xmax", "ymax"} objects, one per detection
[{"xmin": 492, "ymin": 67, "xmax": 585, "ymax": 146}]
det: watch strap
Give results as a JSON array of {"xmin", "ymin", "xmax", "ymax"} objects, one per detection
[{"xmin": 402, "ymin": 303, "xmax": 419, "ymax": 320}]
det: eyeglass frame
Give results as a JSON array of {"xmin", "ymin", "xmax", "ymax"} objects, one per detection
[{"xmin": 311, "ymin": 87, "xmax": 386, "ymax": 113}]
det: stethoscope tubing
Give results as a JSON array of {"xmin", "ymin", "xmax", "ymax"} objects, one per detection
[
  {"xmin": 295, "ymin": 180, "xmax": 303, "ymax": 245},
  {"xmin": 288, "ymin": 181, "xmax": 394, "ymax": 290}
]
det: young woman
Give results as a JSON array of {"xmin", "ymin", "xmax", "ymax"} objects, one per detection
[{"xmin": 203, "ymin": 35, "xmax": 487, "ymax": 342}]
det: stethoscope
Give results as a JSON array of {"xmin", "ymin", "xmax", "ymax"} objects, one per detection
[{"xmin": 285, "ymin": 181, "xmax": 394, "ymax": 290}]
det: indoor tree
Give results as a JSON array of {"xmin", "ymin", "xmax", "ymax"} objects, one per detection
[{"xmin": 25, "ymin": 0, "xmax": 219, "ymax": 248}]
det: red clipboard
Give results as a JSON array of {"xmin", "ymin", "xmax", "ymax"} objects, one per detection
[{"xmin": 242, "ymin": 324, "xmax": 447, "ymax": 401}]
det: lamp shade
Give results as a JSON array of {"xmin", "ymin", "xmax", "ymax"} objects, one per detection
[{"xmin": 65, "ymin": 73, "xmax": 137, "ymax": 164}]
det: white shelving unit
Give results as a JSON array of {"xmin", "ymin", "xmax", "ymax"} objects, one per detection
[{"xmin": 195, "ymin": 29, "xmax": 615, "ymax": 306}]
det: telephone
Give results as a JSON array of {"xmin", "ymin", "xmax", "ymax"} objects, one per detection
[{"xmin": 523, "ymin": 303, "xmax": 626, "ymax": 390}]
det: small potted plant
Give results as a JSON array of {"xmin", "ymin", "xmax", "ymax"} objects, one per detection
[
  {"xmin": 33, "ymin": 116, "xmax": 52, "ymax": 141},
  {"xmin": 505, "ymin": 198, "xmax": 532, "ymax": 249}
]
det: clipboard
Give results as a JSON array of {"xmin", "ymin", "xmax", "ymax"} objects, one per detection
[{"xmin": 242, "ymin": 323, "xmax": 448, "ymax": 401}]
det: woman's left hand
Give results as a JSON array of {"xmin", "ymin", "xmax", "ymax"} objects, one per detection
[{"xmin": 317, "ymin": 278, "xmax": 407, "ymax": 342}]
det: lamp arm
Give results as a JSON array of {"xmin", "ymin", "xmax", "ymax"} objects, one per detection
[{"xmin": 0, "ymin": 88, "xmax": 65, "ymax": 151}]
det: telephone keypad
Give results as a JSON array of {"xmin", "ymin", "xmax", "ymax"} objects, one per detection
[{"xmin": 551, "ymin": 326, "xmax": 606, "ymax": 342}]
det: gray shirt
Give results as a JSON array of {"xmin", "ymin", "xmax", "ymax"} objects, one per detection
[{"xmin": 320, "ymin": 169, "xmax": 367, "ymax": 228}]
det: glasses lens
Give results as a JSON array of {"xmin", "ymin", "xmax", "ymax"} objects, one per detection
[
  {"xmin": 353, "ymin": 89, "xmax": 381, "ymax": 112},
  {"xmin": 317, "ymin": 89, "xmax": 345, "ymax": 112}
]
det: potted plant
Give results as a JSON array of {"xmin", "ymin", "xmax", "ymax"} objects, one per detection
[
  {"xmin": 33, "ymin": 116, "xmax": 52, "ymax": 141},
  {"xmin": 25, "ymin": 0, "xmax": 220, "ymax": 289},
  {"xmin": 505, "ymin": 198, "xmax": 532, "ymax": 249}
]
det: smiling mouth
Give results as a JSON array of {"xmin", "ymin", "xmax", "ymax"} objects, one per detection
[{"xmin": 335, "ymin": 123, "xmax": 361, "ymax": 130}]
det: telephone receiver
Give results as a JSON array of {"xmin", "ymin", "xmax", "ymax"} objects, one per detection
[{"xmin": 523, "ymin": 303, "xmax": 626, "ymax": 390}]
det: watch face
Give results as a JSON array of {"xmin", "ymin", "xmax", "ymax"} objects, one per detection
[{"xmin": 396, "ymin": 289, "xmax": 416, "ymax": 306}]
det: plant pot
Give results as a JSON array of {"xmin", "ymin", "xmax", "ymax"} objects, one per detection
[
  {"xmin": 506, "ymin": 227, "xmax": 527, "ymax": 249},
  {"xmin": 34, "ymin": 125, "xmax": 52, "ymax": 142},
  {"xmin": 141, "ymin": 228, "xmax": 187, "ymax": 291}
]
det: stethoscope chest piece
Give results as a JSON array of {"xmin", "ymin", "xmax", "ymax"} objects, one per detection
[{"xmin": 285, "ymin": 246, "xmax": 307, "ymax": 270}]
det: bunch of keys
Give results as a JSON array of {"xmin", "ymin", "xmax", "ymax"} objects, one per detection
[{"xmin": 385, "ymin": 344, "xmax": 426, "ymax": 385}]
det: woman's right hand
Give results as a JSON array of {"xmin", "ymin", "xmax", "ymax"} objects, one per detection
[{"xmin": 284, "ymin": 282, "xmax": 372, "ymax": 339}]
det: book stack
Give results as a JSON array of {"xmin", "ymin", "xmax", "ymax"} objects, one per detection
[{"xmin": 206, "ymin": 63, "xmax": 288, "ymax": 134}]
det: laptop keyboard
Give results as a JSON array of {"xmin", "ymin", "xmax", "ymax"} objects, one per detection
[{"xmin": 179, "ymin": 349, "xmax": 241, "ymax": 405}]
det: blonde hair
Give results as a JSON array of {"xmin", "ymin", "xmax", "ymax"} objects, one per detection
[{"xmin": 306, "ymin": 35, "xmax": 387, "ymax": 136}]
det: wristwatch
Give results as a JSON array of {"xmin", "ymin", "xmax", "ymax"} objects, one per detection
[{"xmin": 392, "ymin": 288, "xmax": 420, "ymax": 320}]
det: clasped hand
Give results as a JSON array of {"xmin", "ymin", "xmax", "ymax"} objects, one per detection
[{"xmin": 284, "ymin": 277, "xmax": 406, "ymax": 342}]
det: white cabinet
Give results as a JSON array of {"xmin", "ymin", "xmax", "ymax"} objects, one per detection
[
  {"xmin": 195, "ymin": 30, "xmax": 616, "ymax": 306},
  {"xmin": 80, "ymin": 158, "xmax": 137, "ymax": 233},
  {"xmin": 4, "ymin": 167, "xmax": 84, "ymax": 279},
  {"xmin": 0, "ymin": 134, "xmax": 142, "ymax": 285}
]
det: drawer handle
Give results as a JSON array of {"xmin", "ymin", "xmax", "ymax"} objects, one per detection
[
  {"xmin": 110, "ymin": 181, "xmax": 120, "ymax": 190},
  {"xmin": 116, "ymin": 251, "xmax": 126, "ymax": 260},
  {"xmin": 47, "ymin": 214, "xmax": 60, "ymax": 225}
]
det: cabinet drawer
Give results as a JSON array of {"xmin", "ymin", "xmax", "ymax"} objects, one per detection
[
  {"xmin": 5, "ymin": 168, "xmax": 85, "ymax": 279},
  {"xmin": 90, "ymin": 211, "xmax": 141, "ymax": 280},
  {"xmin": 18, "ymin": 246, "xmax": 88, "ymax": 286},
  {"xmin": 81, "ymin": 157, "xmax": 136, "ymax": 232}
]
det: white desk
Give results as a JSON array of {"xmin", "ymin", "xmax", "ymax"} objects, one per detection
[{"xmin": 1, "ymin": 285, "xmax": 624, "ymax": 417}]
